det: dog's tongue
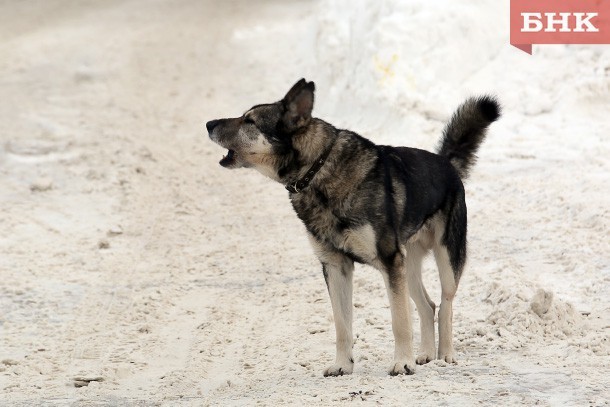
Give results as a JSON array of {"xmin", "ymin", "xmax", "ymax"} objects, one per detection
[{"xmin": 219, "ymin": 149, "xmax": 236, "ymax": 167}]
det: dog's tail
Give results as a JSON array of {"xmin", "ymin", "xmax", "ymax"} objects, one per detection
[{"xmin": 437, "ymin": 96, "xmax": 500, "ymax": 179}]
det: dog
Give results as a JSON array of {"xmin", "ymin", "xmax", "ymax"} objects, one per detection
[{"xmin": 206, "ymin": 79, "xmax": 500, "ymax": 376}]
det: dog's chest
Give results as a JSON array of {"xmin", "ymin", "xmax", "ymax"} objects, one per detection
[{"xmin": 291, "ymin": 192, "xmax": 378, "ymax": 263}]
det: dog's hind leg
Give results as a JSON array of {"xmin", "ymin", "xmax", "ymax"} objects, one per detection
[
  {"xmin": 406, "ymin": 244, "xmax": 436, "ymax": 365},
  {"xmin": 433, "ymin": 243, "xmax": 459, "ymax": 363},
  {"xmin": 382, "ymin": 253, "xmax": 416, "ymax": 375},
  {"xmin": 433, "ymin": 192, "xmax": 467, "ymax": 363}
]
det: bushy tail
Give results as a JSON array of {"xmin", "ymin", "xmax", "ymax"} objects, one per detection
[{"xmin": 437, "ymin": 96, "xmax": 500, "ymax": 179}]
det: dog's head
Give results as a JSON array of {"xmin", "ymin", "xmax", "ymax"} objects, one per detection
[{"xmin": 206, "ymin": 79, "xmax": 315, "ymax": 170}]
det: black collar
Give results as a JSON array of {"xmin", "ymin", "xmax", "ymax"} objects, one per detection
[{"xmin": 285, "ymin": 140, "xmax": 336, "ymax": 194}]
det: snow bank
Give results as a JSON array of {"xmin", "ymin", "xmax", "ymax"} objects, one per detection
[
  {"xmin": 315, "ymin": 0, "xmax": 610, "ymax": 136},
  {"xmin": 316, "ymin": 0, "xmax": 503, "ymax": 119}
]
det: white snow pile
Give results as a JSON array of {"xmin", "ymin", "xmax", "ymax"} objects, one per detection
[
  {"xmin": 484, "ymin": 284, "xmax": 580, "ymax": 343},
  {"xmin": 314, "ymin": 0, "xmax": 503, "ymax": 129},
  {"xmin": 478, "ymin": 283, "xmax": 609, "ymax": 358}
]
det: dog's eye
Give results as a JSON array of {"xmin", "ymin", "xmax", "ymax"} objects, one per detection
[{"xmin": 244, "ymin": 117, "xmax": 255, "ymax": 125}]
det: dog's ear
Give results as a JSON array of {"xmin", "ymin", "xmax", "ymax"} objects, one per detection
[{"xmin": 281, "ymin": 78, "xmax": 315, "ymax": 133}]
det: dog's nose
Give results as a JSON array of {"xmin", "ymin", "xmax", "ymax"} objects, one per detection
[{"xmin": 206, "ymin": 119, "xmax": 220, "ymax": 133}]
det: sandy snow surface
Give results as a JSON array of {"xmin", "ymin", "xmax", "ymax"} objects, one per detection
[{"xmin": 1, "ymin": 0, "xmax": 609, "ymax": 405}]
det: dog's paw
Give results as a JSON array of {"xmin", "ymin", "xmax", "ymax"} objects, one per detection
[
  {"xmin": 388, "ymin": 359, "xmax": 416, "ymax": 376},
  {"xmin": 416, "ymin": 352, "xmax": 434, "ymax": 365},
  {"xmin": 438, "ymin": 352, "xmax": 457, "ymax": 364},
  {"xmin": 323, "ymin": 361, "xmax": 353, "ymax": 377}
]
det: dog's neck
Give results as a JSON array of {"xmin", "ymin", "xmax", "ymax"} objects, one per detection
[
  {"xmin": 248, "ymin": 119, "xmax": 336, "ymax": 190},
  {"xmin": 291, "ymin": 119, "xmax": 332, "ymax": 163},
  {"xmin": 282, "ymin": 119, "xmax": 337, "ymax": 193}
]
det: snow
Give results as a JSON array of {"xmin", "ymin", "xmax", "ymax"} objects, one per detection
[{"xmin": 1, "ymin": 0, "xmax": 609, "ymax": 405}]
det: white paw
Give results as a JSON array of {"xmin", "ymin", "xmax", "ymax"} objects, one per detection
[
  {"xmin": 416, "ymin": 352, "xmax": 434, "ymax": 365},
  {"xmin": 323, "ymin": 361, "xmax": 354, "ymax": 377},
  {"xmin": 388, "ymin": 359, "xmax": 415, "ymax": 376},
  {"xmin": 438, "ymin": 352, "xmax": 457, "ymax": 364}
]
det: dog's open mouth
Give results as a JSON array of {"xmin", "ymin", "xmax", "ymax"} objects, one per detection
[{"xmin": 219, "ymin": 149, "xmax": 237, "ymax": 167}]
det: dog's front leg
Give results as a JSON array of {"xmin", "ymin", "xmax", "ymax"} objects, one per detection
[
  {"xmin": 321, "ymin": 258, "xmax": 355, "ymax": 377},
  {"xmin": 382, "ymin": 254, "xmax": 416, "ymax": 375}
]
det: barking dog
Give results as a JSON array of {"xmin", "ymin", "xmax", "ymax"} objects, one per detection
[{"xmin": 206, "ymin": 79, "xmax": 500, "ymax": 376}]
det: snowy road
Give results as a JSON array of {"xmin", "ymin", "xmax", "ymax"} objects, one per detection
[{"xmin": 1, "ymin": 0, "xmax": 608, "ymax": 405}]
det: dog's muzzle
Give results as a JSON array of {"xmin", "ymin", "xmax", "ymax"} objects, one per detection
[
  {"xmin": 206, "ymin": 119, "xmax": 220, "ymax": 134},
  {"xmin": 206, "ymin": 119, "xmax": 239, "ymax": 168}
]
